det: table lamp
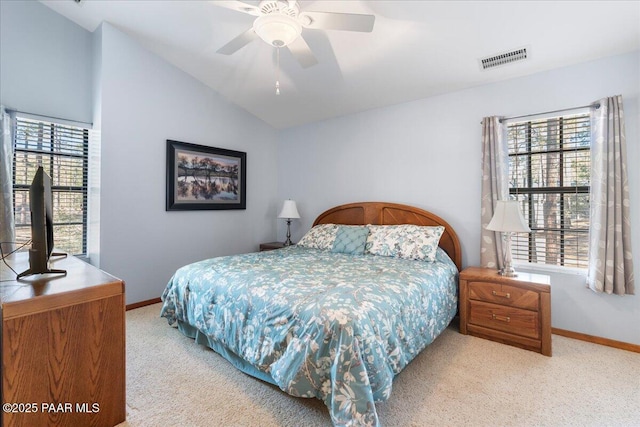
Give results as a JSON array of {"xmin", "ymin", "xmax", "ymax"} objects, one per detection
[
  {"xmin": 278, "ymin": 199, "xmax": 300, "ymax": 246},
  {"xmin": 486, "ymin": 200, "xmax": 531, "ymax": 277}
]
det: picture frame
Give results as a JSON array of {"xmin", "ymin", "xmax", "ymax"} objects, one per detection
[{"xmin": 166, "ymin": 140, "xmax": 246, "ymax": 211}]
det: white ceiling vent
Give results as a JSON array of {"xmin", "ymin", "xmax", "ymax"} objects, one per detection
[{"xmin": 479, "ymin": 47, "xmax": 528, "ymax": 70}]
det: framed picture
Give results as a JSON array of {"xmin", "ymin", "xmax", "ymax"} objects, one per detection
[{"xmin": 166, "ymin": 140, "xmax": 246, "ymax": 210}]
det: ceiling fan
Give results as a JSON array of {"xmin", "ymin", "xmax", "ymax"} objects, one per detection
[{"xmin": 213, "ymin": 0, "xmax": 375, "ymax": 68}]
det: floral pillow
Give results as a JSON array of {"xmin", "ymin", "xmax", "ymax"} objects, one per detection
[
  {"xmin": 365, "ymin": 224, "xmax": 445, "ymax": 262},
  {"xmin": 297, "ymin": 223, "xmax": 339, "ymax": 250},
  {"xmin": 364, "ymin": 225, "xmax": 398, "ymax": 257}
]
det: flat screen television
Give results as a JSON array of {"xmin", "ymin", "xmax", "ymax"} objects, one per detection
[{"xmin": 17, "ymin": 166, "xmax": 66, "ymax": 279}]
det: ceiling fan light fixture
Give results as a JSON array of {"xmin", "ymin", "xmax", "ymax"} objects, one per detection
[{"xmin": 253, "ymin": 14, "xmax": 302, "ymax": 47}]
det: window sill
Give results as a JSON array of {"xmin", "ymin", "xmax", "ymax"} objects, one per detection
[
  {"xmin": 75, "ymin": 254, "xmax": 90, "ymax": 264},
  {"xmin": 513, "ymin": 262, "xmax": 587, "ymax": 276}
]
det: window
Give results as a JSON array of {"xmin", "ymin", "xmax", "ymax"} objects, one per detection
[
  {"xmin": 507, "ymin": 113, "xmax": 590, "ymax": 269},
  {"xmin": 13, "ymin": 116, "xmax": 89, "ymax": 256}
]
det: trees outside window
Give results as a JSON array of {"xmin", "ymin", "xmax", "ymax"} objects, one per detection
[
  {"xmin": 13, "ymin": 117, "xmax": 89, "ymax": 256},
  {"xmin": 507, "ymin": 113, "xmax": 590, "ymax": 268}
]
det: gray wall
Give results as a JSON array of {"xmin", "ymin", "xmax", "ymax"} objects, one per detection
[
  {"xmin": 1, "ymin": 2, "xmax": 279, "ymax": 305},
  {"xmin": 0, "ymin": 0, "xmax": 93, "ymax": 124},
  {"xmin": 97, "ymin": 23, "xmax": 279, "ymax": 304},
  {"xmin": 278, "ymin": 52, "xmax": 640, "ymax": 345}
]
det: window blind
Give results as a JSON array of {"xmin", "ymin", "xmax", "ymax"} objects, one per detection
[
  {"xmin": 13, "ymin": 116, "xmax": 89, "ymax": 256},
  {"xmin": 507, "ymin": 113, "xmax": 590, "ymax": 268}
]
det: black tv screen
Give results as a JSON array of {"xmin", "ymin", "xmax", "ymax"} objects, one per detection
[{"xmin": 17, "ymin": 166, "xmax": 66, "ymax": 279}]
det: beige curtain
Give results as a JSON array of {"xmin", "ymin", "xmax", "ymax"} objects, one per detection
[
  {"xmin": 0, "ymin": 106, "xmax": 16, "ymax": 255},
  {"xmin": 587, "ymin": 95, "xmax": 634, "ymax": 295},
  {"xmin": 480, "ymin": 116, "xmax": 508, "ymax": 270}
]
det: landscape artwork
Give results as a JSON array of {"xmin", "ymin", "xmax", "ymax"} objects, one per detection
[{"xmin": 166, "ymin": 140, "xmax": 246, "ymax": 210}]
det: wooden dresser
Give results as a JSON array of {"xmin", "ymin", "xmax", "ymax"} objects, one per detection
[
  {"xmin": 459, "ymin": 267, "xmax": 551, "ymax": 356},
  {"xmin": 0, "ymin": 252, "xmax": 126, "ymax": 427}
]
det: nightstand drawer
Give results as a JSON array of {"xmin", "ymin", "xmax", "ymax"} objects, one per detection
[
  {"xmin": 468, "ymin": 281, "xmax": 539, "ymax": 311},
  {"xmin": 468, "ymin": 300, "xmax": 540, "ymax": 339}
]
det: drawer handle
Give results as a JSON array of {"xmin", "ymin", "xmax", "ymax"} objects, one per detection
[
  {"xmin": 492, "ymin": 313, "xmax": 511, "ymax": 323},
  {"xmin": 492, "ymin": 290, "xmax": 511, "ymax": 299}
]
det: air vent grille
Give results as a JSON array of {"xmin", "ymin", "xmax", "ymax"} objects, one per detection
[{"xmin": 480, "ymin": 47, "xmax": 528, "ymax": 70}]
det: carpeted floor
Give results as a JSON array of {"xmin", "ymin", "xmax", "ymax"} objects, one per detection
[{"xmin": 118, "ymin": 303, "xmax": 640, "ymax": 427}]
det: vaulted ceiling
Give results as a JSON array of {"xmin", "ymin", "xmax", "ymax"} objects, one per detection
[{"xmin": 41, "ymin": 1, "xmax": 640, "ymax": 129}]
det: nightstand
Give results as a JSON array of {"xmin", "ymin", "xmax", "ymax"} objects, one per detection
[
  {"xmin": 259, "ymin": 241, "xmax": 286, "ymax": 251},
  {"xmin": 459, "ymin": 267, "xmax": 552, "ymax": 356}
]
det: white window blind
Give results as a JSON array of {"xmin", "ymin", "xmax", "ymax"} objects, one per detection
[
  {"xmin": 507, "ymin": 113, "xmax": 590, "ymax": 268},
  {"xmin": 13, "ymin": 116, "xmax": 89, "ymax": 256}
]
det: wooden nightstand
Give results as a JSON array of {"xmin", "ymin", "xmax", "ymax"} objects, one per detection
[
  {"xmin": 459, "ymin": 267, "xmax": 552, "ymax": 356},
  {"xmin": 259, "ymin": 241, "xmax": 286, "ymax": 251}
]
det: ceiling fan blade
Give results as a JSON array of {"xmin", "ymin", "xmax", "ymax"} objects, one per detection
[
  {"xmin": 287, "ymin": 36, "xmax": 318, "ymax": 68},
  {"xmin": 299, "ymin": 11, "xmax": 375, "ymax": 32},
  {"xmin": 217, "ymin": 28, "xmax": 259, "ymax": 55},
  {"xmin": 209, "ymin": 1, "xmax": 261, "ymax": 16}
]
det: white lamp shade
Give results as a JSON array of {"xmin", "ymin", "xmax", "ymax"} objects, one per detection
[
  {"xmin": 486, "ymin": 200, "xmax": 531, "ymax": 233},
  {"xmin": 278, "ymin": 200, "xmax": 300, "ymax": 219}
]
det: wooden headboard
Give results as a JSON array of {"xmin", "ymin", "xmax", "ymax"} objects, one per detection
[{"xmin": 313, "ymin": 202, "xmax": 462, "ymax": 271}]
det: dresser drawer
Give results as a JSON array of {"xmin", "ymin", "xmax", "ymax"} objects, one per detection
[
  {"xmin": 468, "ymin": 300, "xmax": 540, "ymax": 339},
  {"xmin": 468, "ymin": 281, "xmax": 540, "ymax": 311}
]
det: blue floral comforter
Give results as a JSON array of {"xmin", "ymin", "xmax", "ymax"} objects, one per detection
[{"xmin": 160, "ymin": 246, "xmax": 458, "ymax": 426}]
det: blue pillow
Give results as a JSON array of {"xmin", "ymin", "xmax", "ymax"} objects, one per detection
[{"xmin": 331, "ymin": 226, "xmax": 369, "ymax": 255}]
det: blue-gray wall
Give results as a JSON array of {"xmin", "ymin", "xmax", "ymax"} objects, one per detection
[
  {"xmin": 0, "ymin": 0, "xmax": 93, "ymax": 123},
  {"xmin": 97, "ymin": 23, "xmax": 278, "ymax": 303},
  {"xmin": 277, "ymin": 52, "xmax": 640, "ymax": 345},
  {"xmin": 1, "ymin": 1, "xmax": 279, "ymax": 304}
]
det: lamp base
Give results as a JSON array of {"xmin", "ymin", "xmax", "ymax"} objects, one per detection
[
  {"xmin": 284, "ymin": 219, "xmax": 293, "ymax": 246},
  {"xmin": 499, "ymin": 267, "xmax": 519, "ymax": 277},
  {"xmin": 499, "ymin": 231, "xmax": 518, "ymax": 277}
]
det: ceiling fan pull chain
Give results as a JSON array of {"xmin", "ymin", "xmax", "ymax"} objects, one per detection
[{"xmin": 275, "ymin": 46, "xmax": 281, "ymax": 95}]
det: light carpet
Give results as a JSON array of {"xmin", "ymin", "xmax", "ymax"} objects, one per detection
[{"xmin": 119, "ymin": 303, "xmax": 639, "ymax": 427}]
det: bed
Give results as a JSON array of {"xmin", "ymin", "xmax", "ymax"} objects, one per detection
[{"xmin": 160, "ymin": 202, "xmax": 461, "ymax": 426}]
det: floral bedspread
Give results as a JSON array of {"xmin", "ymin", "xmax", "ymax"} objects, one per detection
[{"xmin": 160, "ymin": 246, "xmax": 458, "ymax": 426}]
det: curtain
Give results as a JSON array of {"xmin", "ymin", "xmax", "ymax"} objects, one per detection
[
  {"xmin": 480, "ymin": 116, "xmax": 509, "ymax": 270},
  {"xmin": 0, "ymin": 106, "xmax": 16, "ymax": 255},
  {"xmin": 587, "ymin": 95, "xmax": 635, "ymax": 295}
]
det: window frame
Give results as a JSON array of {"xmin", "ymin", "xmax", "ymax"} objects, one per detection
[
  {"xmin": 12, "ymin": 116, "xmax": 90, "ymax": 257},
  {"xmin": 506, "ymin": 112, "xmax": 591, "ymax": 270}
]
